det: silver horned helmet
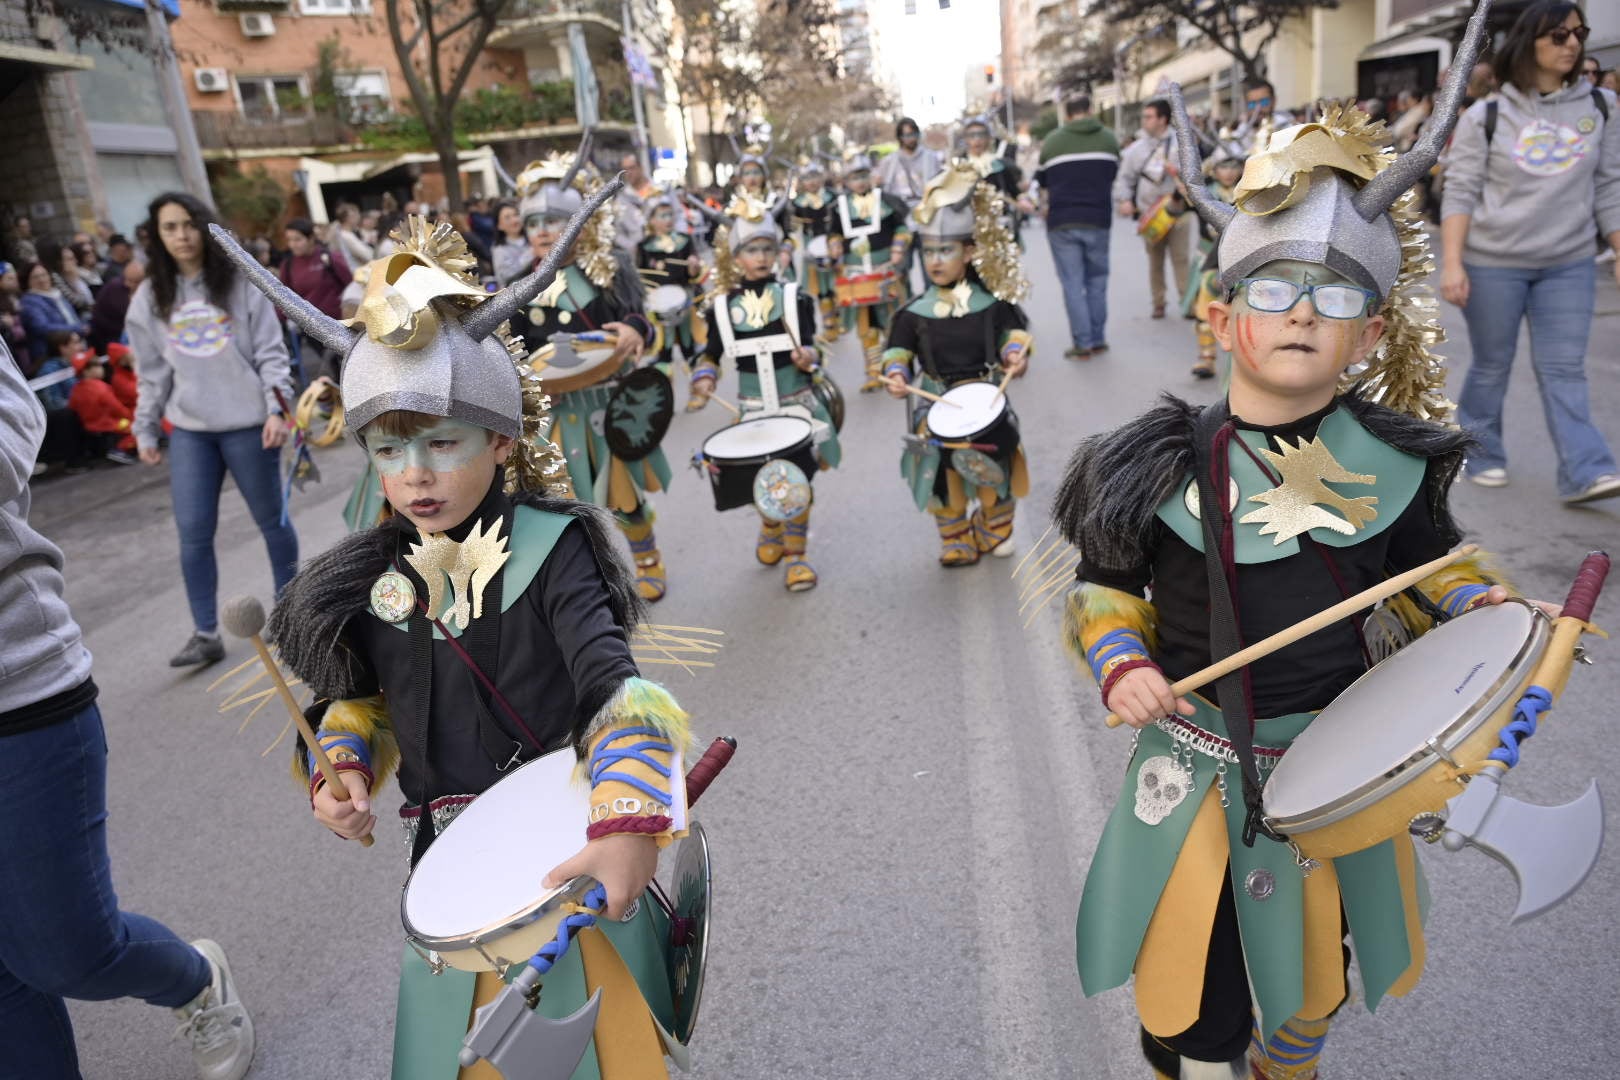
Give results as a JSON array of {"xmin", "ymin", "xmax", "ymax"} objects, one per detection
[
  {"xmin": 1170, "ymin": 0, "xmax": 1491, "ymax": 302},
  {"xmin": 724, "ymin": 193, "xmax": 784, "ymax": 254},
  {"xmin": 517, "ymin": 129, "xmax": 595, "ymax": 229},
  {"xmin": 210, "ymin": 175, "xmax": 622, "ymax": 441}
]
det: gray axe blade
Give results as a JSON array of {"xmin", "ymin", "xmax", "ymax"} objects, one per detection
[
  {"xmin": 1441, "ymin": 767, "xmax": 1605, "ymax": 923},
  {"xmin": 459, "ymin": 965, "xmax": 601, "ymax": 1080}
]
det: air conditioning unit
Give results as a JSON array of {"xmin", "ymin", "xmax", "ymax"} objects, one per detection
[
  {"xmin": 194, "ymin": 67, "xmax": 230, "ymax": 93},
  {"xmin": 240, "ymin": 13, "xmax": 276, "ymax": 36}
]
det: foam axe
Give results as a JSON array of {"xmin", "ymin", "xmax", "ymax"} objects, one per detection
[
  {"xmin": 1441, "ymin": 552, "xmax": 1609, "ymax": 922},
  {"xmin": 459, "ymin": 736, "xmax": 737, "ymax": 1079}
]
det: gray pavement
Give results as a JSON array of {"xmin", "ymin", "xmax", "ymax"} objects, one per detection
[{"xmin": 41, "ymin": 222, "xmax": 1620, "ymax": 1079}]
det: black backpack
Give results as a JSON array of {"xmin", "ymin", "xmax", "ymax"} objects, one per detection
[{"xmin": 1483, "ymin": 87, "xmax": 1609, "ymax": 145}]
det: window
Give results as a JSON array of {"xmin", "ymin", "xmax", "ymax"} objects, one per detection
[
  {"xmin": 236, "ymin": 74, "xmax": 310, "ymax": 121},
  {"xmin": 299, "ymin": 0, "xmax": 370, "ymax": 13},
  {"xmin": 334, "ymin": 71, "xmax": 391, "ymax": 121}
]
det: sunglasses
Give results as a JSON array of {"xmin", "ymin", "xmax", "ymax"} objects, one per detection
[
  {"xmin": 1542, "ymin": 25, "xmax": 1590, "ymax": 46},
  {"xmin": 1233, "ymin": 277, "xmax": 1377, "ymax": 319},
  {"xmin": 1245, "ymin": 96, "xmax": 1273, "ymax": 110}
]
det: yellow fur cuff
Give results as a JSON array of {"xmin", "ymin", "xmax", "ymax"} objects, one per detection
[
  {"xmin": 1002, "ymin": 329, "xmax": 1034, "ymax": 361},
  {"xmin": 288, "ymin": 695, "xmax": 398, "ymax": 796}
]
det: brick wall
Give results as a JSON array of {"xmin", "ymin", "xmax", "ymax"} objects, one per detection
[{"xmin": 0, "ymin": 72, "xmax": 100, "ymax": 257}]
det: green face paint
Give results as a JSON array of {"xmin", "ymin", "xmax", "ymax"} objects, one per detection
[{"xmin": 366, "ymin": 419, "xmax": 490, "ymax": 477}]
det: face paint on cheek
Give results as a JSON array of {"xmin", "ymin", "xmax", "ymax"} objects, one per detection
[
  {"xmin": 368, "ymin": 421, "xmax": 491, "ymax": 477},
  {"xmin": 1235, "ymin": 313, "xmax": 1260, "ymax": 372}
]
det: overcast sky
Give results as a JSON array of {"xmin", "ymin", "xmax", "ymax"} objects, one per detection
[{"xmin": 871, "ymin": 0, "xmax": 1003, "ymax": 126}]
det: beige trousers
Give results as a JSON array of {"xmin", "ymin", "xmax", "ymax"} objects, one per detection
[{"xmin": 1144, "ymin": 212, "xmax": 1194, "ymax": 309}]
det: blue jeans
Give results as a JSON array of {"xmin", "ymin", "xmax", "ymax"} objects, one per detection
[
  {"xmin": 1047, "ymin": 224, "xmax": 1110, "ymax": 349},
  {"xmin": 1457, "ymin": 258, "xmax": 1617, "ymax": 496},
  {"xmin": 169, "ymin": 426, "xmax": 299, "ymax": 634},
  {"xmin": 0, "ymin": 706, "xmax": 210, "ymax": 1078}
]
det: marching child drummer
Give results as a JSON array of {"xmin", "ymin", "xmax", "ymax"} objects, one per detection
[
  {"xmin": 1051, "ymin": 27, "xmax": 1522, "ymax": 1078},
  {"xmin": 1181, "ymin": 149, "xmax": 1245, "ymax": 380},
  {"xmin": 827, "ymin": 152, "xmax": 912, "ymax": 392},
  {"xmin": 219, "ymin": 197, "xmax": 698, "ymax": 1080},
  {"xmin": 689, "ymin": 195, "xmax": 841, "ymax": 593},
  {"xmin": 636, "ymin": 194, "xmax": 706, "ymax": 396},
  {"xmin": 880, "ymin": 161, "xmax": 1032, "ymax": 566},
  {"xmin": 508, "ymin": 151, "xmax": 674, "ymax": 603},
  {"xmin": 790, "ymin": 161, "xmax": 841, "ymax": 344}
]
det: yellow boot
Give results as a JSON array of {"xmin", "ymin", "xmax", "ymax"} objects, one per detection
[
  {"xmin": 756, "ymin": 516, "xmax": 785, "ymax": 566},
  {"xmin": 781, "ymin": 511, "xmax": 817, "ymax": 592},
  {"xmin": 859, "ymin": 326, "xmax": 884, "ymax": 393},
  {"xmin": 815, "ymin": 294, "xmax": 842, "ymax": 345},
  {"xmin": 971, "ymin": 495, "xmax": 1016, "ymax": 558},
  {"xmin": 932, "ymin": 509, "xmax": 979, "ymax": 567},
  {"xmin": 1193, "ymin": 322, "xmax": 1218, "ymax": 379},
  {"xmin": 617, "ymin": 515, "xmax": 667, "ymax": 603},
  {"xmin": 1249, "ymin": 1014, "xmax": 1330, "ymax": 1080}
]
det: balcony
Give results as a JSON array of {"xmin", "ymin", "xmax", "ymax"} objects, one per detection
[
  {"xmin": 212, "ymin": 0, "xmax": 291, "ymax": 11},
  {"xmin": 489, "ymin": 0, "xmax": 620, "ymax": 47},
  {"xmin": 193, "ymin": 110, "xmax": 359, "ymax": 155}
]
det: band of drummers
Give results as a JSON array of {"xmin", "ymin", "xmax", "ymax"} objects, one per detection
[{"xmin": 55, "ymin": 3, "xmax": 1611, "ymax": 1077}]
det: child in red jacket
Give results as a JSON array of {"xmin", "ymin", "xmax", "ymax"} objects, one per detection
[
  {"xmin": 104, "ymin": 342, "xmax": 138, "ymax": 411},
  {"xmin": 67, "ymin": 352, "xmax": 136, "ymax": 463}
]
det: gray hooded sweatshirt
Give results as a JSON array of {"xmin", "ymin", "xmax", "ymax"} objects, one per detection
[
  {"xmin": 0, "ymin": 343, "xmax": 93, "ymax": 721},
  {"xmin": 126, "ymin": 271, "xmax": 294, "ymax": 452},
  {"xmin": 1442, "ymin": 82, "xmax": 1620, "ymax": 268}
]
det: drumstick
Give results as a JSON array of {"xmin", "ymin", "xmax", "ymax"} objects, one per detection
[
  {"xmin": 707, "ymin": 393, "xmax": 740, "ymax": 415},
  {"xmin": 993, "ymin": 367, "xmax": 1015, "ymax": 401},
  {"xmin": 1103, "ymin": 544, "xmax": 1481, "ymax": 728},
  {"xmin": 898, "ymin": 383, "xmax": 962, "ymax": 407},
  {"xmin": 221, "ymin": 596, "xmax": 374, "ymax": 846}
]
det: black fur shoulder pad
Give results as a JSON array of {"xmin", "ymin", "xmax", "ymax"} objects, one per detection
[{"xmin": 1051, "ymin": 394, "xmax": 1201, "ymax": 571}]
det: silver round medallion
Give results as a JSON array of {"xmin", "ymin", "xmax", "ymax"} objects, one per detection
[
  {"xmin": 1183, "ymin": 477, "xmax": 1240, "ymax": 520},
  {"xmin": 369, "ymin": 570, "xmax": 416, "ymax": 623},
  {"xmin": 1244, "ymin": 867, "xmax": 1276, "ymax": 902}
]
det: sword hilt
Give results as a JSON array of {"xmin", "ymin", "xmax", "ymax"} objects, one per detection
[
  {"xmin": 685, "ymin": 736, "xmax": 736, "ymax": 806},
  {"xmin": 1559, "ymin": 551, "xmax": 1609, "ymax": 624}
]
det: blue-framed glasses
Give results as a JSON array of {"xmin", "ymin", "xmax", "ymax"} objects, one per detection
[
  {"xmin": 1234, "ymin": 277, "xmax": 1378, "ymax": 319},
  {"xmin": 1245, "ymin": 95, "xmax": 1273, "ymax": 110}
]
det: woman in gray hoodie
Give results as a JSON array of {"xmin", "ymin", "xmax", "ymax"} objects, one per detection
[
  {"xmin": 1440, "ymin": 0, "xmax": 1620, "ymax": 505},
  {"xmin": 128, "ymin": 193, "xmax": 298, "ymax": 667}
]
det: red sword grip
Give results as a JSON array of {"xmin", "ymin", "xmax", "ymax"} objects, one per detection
[
  {"xmin": 684, "ymin": 736, "xmax": 736, "ymax": 807},
  {"xmin": 1559, "ymin": 551, "xmax": 1610, "ymax": 624}
]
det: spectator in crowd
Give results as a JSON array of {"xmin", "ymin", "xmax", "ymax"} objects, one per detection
[
  {"xmin": 1441, "ymin": 0, "xmax": 1620, "ymax": 505},
  {"xmin": 1582, "ymin": 55, "xmax": 1602, "ymax": 85},
  {"xmin": 104, "ymin": 341, "xmax": 138, "ymax": 411},
  {"xmin": 70, "ymin": 240, "xmax": 103, "ymax": 295},
  {"xmin": 447, "ymin": 209, "xmax": 493, "ymax": 277},
  {"xmin": 330, "ymin": 203, "xmax": 374, "ymax": 271},
  {"xmin": 34, "ymin": 329, "xmax": 82, "ymax": 411},
  {"xmin": 1113, "ymin": 98, "xmax": 1191, "ymax": 320},
  {"xmin": 491, "ymin": 199, "xmax": 531, "ymax": 285},
  {"xmin": 248, "ymin": 236, "xmax": 274, "ymax": 267},
  {"xmin": 132, "ymin": 223, "xmax": 151, "ymax": 266},
  {"xmin": 1389, "ymin": 88, "xmax": 1432, "ymax": 152},
  {"xmin": 87, "ymin": 258, "xmax": 143, "ymax": 353},
  {"xmin": 1233, "ymin": 78, "xmax": 1292, "ymax": 146},
  {"xmin": 1467, "ymin": 60, "xmax": 1497, "ymax": 100},
  {"xmin": 41, "ymin": 243, "xmax": 94, "ymax": 317},
  {"xmin": 360, "ymin": 208, "xmax": 381, "ymax": 248},
  {"xmin": 8, "ymin": 215, "xmax": 38, "ymax": 267},
  {"xmin": 373, "ymin": 211, "xmax": 406, "ymax": 258},
  {"xmin": 278, "ymin": 217, "xmax": 351, "ymax": 383},
  {"xmin": 879, "ymin": 116, "xmax": 944, "ymax": 291},
  {"xmin": 18, "ymin": 260, "xmax": 86, "ymax": 364},
  {"xmin": 0, "ymin": 262, "xmax": 26, "ymax": 358},
  {"xmin": 67, "ymin": 351, "xmax": 136, "ymax": 463},
  {"xmin": 1604, "ymin": 70, "xmax": 1620, "ymax": 93},
  {"xmin": 20, "ymin": 330, "xmax": 93, "ymax": 473},
  {"xmin": 614, "ymin": 151, "xmax": 652, "ymax": 256},
  {"xmin": 466, "ymin": 196, "xmax": 496, "ymax": 253},
  {"xmin": 1035, "ymin": 93, "xmax": 1121, "ymax": 360},
  {"xmin": 128, "ymin": 191, "xmax": 298, "ymax": 666},
  {"xmin": 101, "ymin": 233, "xmax": 135, "ymax": 281},
  {"xmin": 0, "ymin": 346, "xmax": 255, "ymax": 1079}
]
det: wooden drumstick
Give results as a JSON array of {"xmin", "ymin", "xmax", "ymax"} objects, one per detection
[
  {"xmin": 993, "ymin": 366, "xmax": 1015, "ymax": 401},
  {"xmin": 221, "ymin": 596, "xmax": 375, "ymax": 847},
  {"xmin": 1103, "ymin": 544, "xmax": 1481, "ymax": 728},
  {"xmin": 707, "ymin": 393, "xmax": 741, "ymax": 415},
  {"xmin": 897, "ymin": 383, "xmax": 962, "ymax": 407}
]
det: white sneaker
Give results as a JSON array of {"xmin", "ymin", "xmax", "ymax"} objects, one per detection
[
  {"xmin": 1564, "ymin": 474, "xmax": 1620, "ymax": 505},
  {"xmin": 1467, "ymin": 467, "xmax": 1509, "ymax": 487},
  {"xmin": 173, "ymin": 939, "xmax": 255, "ymax": 1080}
]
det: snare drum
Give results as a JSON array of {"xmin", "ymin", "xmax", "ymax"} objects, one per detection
[
  {"xmin": 529, "ymin": 332, "xmax": 624, "ymax": 394},
  {"xmin": 647, "ymin": 284, "xmax": 691, "ymax": 325},
  {"xmin": 1263, "ymin": 600, "xmax": 1550, "ymax": 861},
  {"xmin": 1136, "ymin": 194, "xmax": 1179, "ymax": 244},
  {"xmin": 834, "ymin": 270, "xmax": 899, "ymax": 308},
  {"xmin": 698, "ymin": 415, "xmax": 818, "ymax": 513},
  {"xmin": 924, "ymin": 381, "xmax": 1020, "ymax": 455},
  {"xmin": 400, "ymin": 748, "xmax": 593, "ymax": 973}
]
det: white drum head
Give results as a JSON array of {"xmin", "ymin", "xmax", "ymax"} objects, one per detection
[
  {"xmin": 926, "ymin": 382, "xmax": 1006, "ymax": 440},
  {"xmin": 806, "ymin": 235, "xmax": 830, "ymax": 259},
  {"xmin": 401, "ymin": 748, "xmax": 589, "ymax": 944},
  {"xmin": 702, "ymin": 416, "xmax": 812, "ymax": 461},
  {"xmin": 1264, "ymin": 602, "xmax": 1543, "ymax": 822},
  {"xmin": 649, "ymin": 284, "xmax": 689, "ymax": 318}
]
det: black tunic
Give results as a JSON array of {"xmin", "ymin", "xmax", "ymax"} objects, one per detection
[
  {"xmin": 636, "ymin": 235, "xmax": 697, "ymax": 287},
  {"xmin": 699, "ymin": 278, "xmax": 817, "ymax": 376},
  {"xmin": 886, "ymin": 294, "xmax": 1027, "ymax": 386}
]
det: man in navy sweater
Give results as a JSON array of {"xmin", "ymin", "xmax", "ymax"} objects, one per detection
[{"xmin": 1035, "ymin": 94, "xmax": 1121, "ymax": 360}]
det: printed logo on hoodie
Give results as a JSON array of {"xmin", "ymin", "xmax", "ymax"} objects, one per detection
[
  {"xmin": 167, "ymin": 299, "xmax": 233, "ymax": 357},
  {"xmin": 1513, "ymin": 118, "xmax": 1591, "ymax": 177}
]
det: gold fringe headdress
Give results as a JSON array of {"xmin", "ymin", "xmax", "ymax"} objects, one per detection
[{"xmin": 911, "ymin": 160, "xmax": 1029, "ymax": 304}]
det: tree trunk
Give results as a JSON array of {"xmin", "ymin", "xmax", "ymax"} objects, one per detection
[{"xmin": 432, "ymin": 118, "xmax": 462, "ymax": 212}]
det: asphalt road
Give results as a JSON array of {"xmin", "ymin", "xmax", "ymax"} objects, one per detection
[{"xmin": 42, "ymin": 223, "xmax": 1620, "ymax": 1079}]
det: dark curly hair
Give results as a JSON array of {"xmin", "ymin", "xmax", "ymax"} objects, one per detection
[{"xmin": 143, "ymin": 191, "xmax": 237, "ymax": 320}]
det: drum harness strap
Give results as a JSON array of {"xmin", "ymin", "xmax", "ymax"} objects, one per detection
[
  {"xmin": 716, "ymin": 282, "xmax": 801, "ymax": 416},
  {"xmin": 912, "ymin": 315, "xmax": 1007, "ymax": 444}
]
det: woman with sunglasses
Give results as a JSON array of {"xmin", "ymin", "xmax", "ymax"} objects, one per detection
[{"xmin": 1440, "ymin": 0, "xmax": 1620, "ymax": 505}]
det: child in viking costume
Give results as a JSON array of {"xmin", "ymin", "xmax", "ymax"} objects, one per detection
[
  {"xmin": 827, "ymin": 152, "xmax": 912, "ymax": 392},
  {"xmin": 1053, "ymin": 13, "xmax": 1514, "ymax": 1078},
  {"xmin": 1181, "ymin": 148, "xmax": 1245, "ymax": 380},
  {"xmin": 508, "ymin": 149, "xmax": 673, "ymax": 603},
  {"xmin": 689, "ymin": 195, "xmax": 841, "ymax": 593},
  {"xmin": 959, "ymin": 114, "xmax": 1034, "ymax": 244},
  {"xmin": 215, "ymin": 196, "xmax": 701, "ymax": 1080},
  {"xmin": 881, "ymin": 161, "xmax": 1032, "ymax": 566},
  {"xmin": 635, "ymin": 194, "xmax": 706, "ymax": 384},
  {"xmin": 790, "ymin": 161, "xmax": 841, "ymax": 344}
]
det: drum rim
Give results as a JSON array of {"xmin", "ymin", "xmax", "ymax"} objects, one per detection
[
  {"xmin": 701, "ymin": 416, "xmax": 814, "ymax": 463},
  {"xmin": 1262, "ymin": 600, "xmax": 1550, "ymax": 832},
  {"xmin": 400, "ymin": 876, "xmax": 595, "ymax": 956}
]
